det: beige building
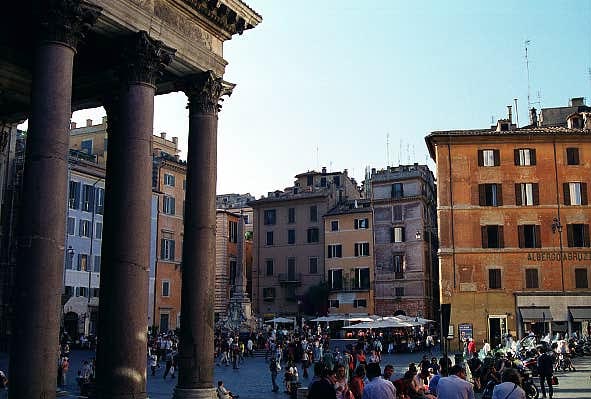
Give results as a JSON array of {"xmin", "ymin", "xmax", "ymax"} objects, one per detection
[
  {"xmin": 324, "ymin": 200, "xmax": 374, "ymax": 315},
  {"xmin": 251, "ymin": 168, "xmax": 361, "ymax": 317}
]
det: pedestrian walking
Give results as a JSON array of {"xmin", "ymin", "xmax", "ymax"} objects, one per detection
[
  {"xmin": 163, "ymin": 350, "xmax": 173, "ymax": 379},
  {"xmin": 537, "ymin": 346, "xmax": 554, "ymax": 399},
  {"xmin": 149, "ymin": 352, "xmax": 158, "ymax": 376},
  {"xmin": 269, "ymin": 357, "xmax": 280, "ymax": 392}
]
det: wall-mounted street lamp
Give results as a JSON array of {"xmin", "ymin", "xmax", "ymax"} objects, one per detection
[
  {"xmin": 415, "ymin": 231, "xmax": 422, "ymax": 240},
  {"xmin": 551, "ymin": 217, "xmax": 565, "ymax": 292},
  {"xmin": 551, "ymin": 217, "xmax": 563, "ymax": 234}
]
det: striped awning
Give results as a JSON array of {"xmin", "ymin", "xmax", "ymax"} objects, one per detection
[{"xmin": 519, "ymin": 307, "xmax": 553, "ymax": 322}]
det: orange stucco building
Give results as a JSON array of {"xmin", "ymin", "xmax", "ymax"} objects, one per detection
[{"xmin": 426, "ymin": 100, "xmax": 591, "ymax": 349}]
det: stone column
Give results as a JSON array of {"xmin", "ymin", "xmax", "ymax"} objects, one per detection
[
  {"xmin": 94, "ymin": 31, "xmax": 174, "ymax": 399},
  {"xmin": 174, "ymin": 72, "xmax": 234, "ymax": 399},
  {"xmin": 9, "ymin": 2, "xmax": 100, "ymax": 398}
]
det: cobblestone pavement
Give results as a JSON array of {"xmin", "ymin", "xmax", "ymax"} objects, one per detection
[{"xmin": 1, "ymin": 349, "xmax": 591, "ymax": 398}]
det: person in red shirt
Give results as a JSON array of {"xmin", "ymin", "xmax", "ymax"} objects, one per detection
[
  {"xmin": 349, "ymin": 365, "xmax": 366, "ymax": 399},
  {"xmin": 467, "ymin": 338, "xmax": 476, "ymax": 355}
]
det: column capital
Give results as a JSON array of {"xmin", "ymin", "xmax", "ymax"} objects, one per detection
[
  {"xmin": 182, "ymin": 71, "xmax": 235, "ymax": 116},
  {"xmin": 121, "ymin": 31, "xmax": 176, "ymax": 87},
  {"xmin": 39, "ymin": 0, "xmax": 102, "ymax": 50}
]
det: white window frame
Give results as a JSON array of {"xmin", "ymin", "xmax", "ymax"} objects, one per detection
[
  {"xmin": 483, "ymin": 150, "xmax": 495, "ymax": 167},
  {"xmin": 79, "ymin": 219, "xmax": 91, "ymax": 238},
  {"xmin": 328, "ymin": 268, "xmax": 343, "ymax": 290},
  {"xmin": 161, "ymin": 238, "xmax": 175, "ymax": 260},
  {"xmin": 162, "ymin": 280, "xmax": 170, "ymax": 297},
  {"xmin": 164, "ymin": 173, "xmax": 175, "ymax": 187},
  {"xmin": 163, "ymin": 196, "xmax": 175, "ymax": 215},
  {"xmin": 569, "ymin": 182, "xmax": 583, "ymax": 205},
  {"xmin": 355, "ymin": 242, "xmax": 370, "ymax": 257},
  {"xmin": 393, "ymin": 227, "xmax": 404, "ymax": 243},
  {"xmin": 520, "ymin": 183, "xmax": 534, "ymax": 206},
  {"xmin": 327, "ymin": 244, "xmax": 342, "ymax": 258},
  {"xmin": 518, "ymin": 149, "xmax": 532, "ymax": 166},
  {"xmin": 67, "ymin": 217, "xmax": 75, "ymax": 236}
]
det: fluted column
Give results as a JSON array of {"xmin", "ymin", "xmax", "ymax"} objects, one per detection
[
  {"xmin": 173, "ymin": 72, "xmax": 234, "ymax": 399},
  {"xmin": 9, "ymin": 2, "xmax": 100, "ymax": 398},
  {"xmin": 95, "ymin": 31, "xmax": 174, "ymax": 399}
]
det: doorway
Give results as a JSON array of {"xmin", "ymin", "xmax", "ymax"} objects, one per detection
[{"xmin": 488, "ymin": 315, "xmax": 507, "ymax": 348}]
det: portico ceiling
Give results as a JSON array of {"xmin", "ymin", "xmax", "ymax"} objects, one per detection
[{"xmin": 0, "ymin": 0, "xmax": 262, "ymax": 121}]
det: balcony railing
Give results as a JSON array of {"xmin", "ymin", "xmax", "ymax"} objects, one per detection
[
  {"xmin": 328, "ymin": 280, "xmax": 371, "ymax": 292},
  {"xmin": 278, "ymin": 273, "xmax": 302, "ymax": 285}
]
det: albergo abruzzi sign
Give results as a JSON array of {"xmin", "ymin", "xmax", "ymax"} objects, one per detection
[{"xmin": 527, "ymin": 251, "xmax": 591, "ymax": 262}]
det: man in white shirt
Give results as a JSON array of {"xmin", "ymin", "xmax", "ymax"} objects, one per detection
[
  {"xmin": 436, "ymin": 365, "xmax": 475, "ymax": 399},
  {"xmin": 362, "ymin": 363, "xmax": 396, "ymax": 399}
]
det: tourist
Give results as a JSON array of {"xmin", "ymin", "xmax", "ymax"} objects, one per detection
[
  {"xmin": 491, "ymin": 368, "xmax": 526, "ymax": 399},
  {"xmin": 362, "ymin": 363, "xmax": 396, "ymax": 399},
  {"xmin": 216, "ymin": 380, "xmax": 239, "ymax": 399},
  {"xmin": 436, "ymin": 365, "xmax": 474, "ymax": 399},
  {"xmin": 350, "ymin": 365, "xmax": 366, "ymax": 399}
]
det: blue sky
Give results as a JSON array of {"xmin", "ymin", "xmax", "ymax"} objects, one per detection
[{"xmin": 70, "ymin": 0, "xmax": 591, "ymax": 197}]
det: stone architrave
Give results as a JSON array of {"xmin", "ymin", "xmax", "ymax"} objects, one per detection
[
  {"xmin": 95, "ymin": 31, "xmax": 174, "ymax": 399},
  {"xmin": 173, "ymin": 72, "xmax": 233, "ymax": 399},
  {"xmin": 9, "ymin": 1, "xmax": 100, "ymax": 398}
]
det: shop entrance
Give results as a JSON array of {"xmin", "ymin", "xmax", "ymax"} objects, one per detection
[{"xmin": 488, "ymin": 315, "xmax": 507, "ymax": 348}]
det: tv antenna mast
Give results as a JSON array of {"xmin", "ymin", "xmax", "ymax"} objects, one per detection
[
  {"xmin": 525, "ymin": 40, "xmax": 532, "ymax": 110},
  {"xmin": 386, "ymin": 133, "xmax": 390, "ymax": 167}
]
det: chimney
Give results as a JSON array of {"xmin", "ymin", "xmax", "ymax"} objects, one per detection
[
  {"xmin": 102, "ymin": 116, "xmax": 107, "ymax": 124},
  {"xmin": 70, "ymin": 122, "xmax": 76, "ymax": 130},
  {"xmin": 172, "ymin": 137, "xmax": 178, "ymax": 146},
  {"xmin": 160, "ymin": 132, "xmax": 167, "ymax": 139},
  {"xmin": 371, "ymin": 168, "xmax": 376, "ymax": 175},
  {"xmin": 530, "ymin": 107, "xmax": 538, "ymax": 126},
  {"xmin": 343, "ymin": 168, "xmax": 348, "ymax": 175},
  {"xmin": 507, "ymin": 105, "xmax": 512, "ymax": 123},
  {"xmin": 321, "ymin": 166, "xmax": 326, "ymax": 174},
  {"xmin": 86, "ymin": 119, "xmax": 92, "ymax": 127},
  {"xmin": 569, "ymin": 97, "xmax": 585, "ymax": 107}
]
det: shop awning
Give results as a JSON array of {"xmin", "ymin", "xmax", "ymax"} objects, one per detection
[
  {"xmin": 519, "ymin": 307, "xmax": 553, "ymax": 322},
  {"xmin": 569, "ymin": 307, "xmax": 591, "ymax": 321}
]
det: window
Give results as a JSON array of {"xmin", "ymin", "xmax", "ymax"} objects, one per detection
[
  {"xmin": 95, "ymin": 188, "xmax": 105, "ymax": 215},
  {"xmin": 287, "ymin": 257, "xmax": 296, "ymax": 280},
  {"xmin": 183, "ymin": 179, "xmax": 186, "ymax": 190},
  {"xmin": 394, "ymin": 255, "xmax": 404, "ymax": 279},
  {"xmin": 320, "ymin": 177, "xmax": 327, "ymax": 187},
  {"xmin": 564, "ymin": 182, "xmax": 588, "ymax": 205},
  {"xmin": 391, "ymin": 183, "xmax": 404, "ymax": 199},
  {"xmin": 159, "ymin": 313, "xmax": 169, "ymax": 333},
  {"xmin": 64, "ymin": 286, "xmax": 74, "ymax": 298},
  {"xmin": 575, "ymin": 268, "xmax": 589, "ymax": 289},
  {"xmin": 67, "ymin": 217, "xmax": 75, "ymax": 235},
  {"xmin": 331, "ymin": 220, "xmax": 339, "ymax": 231},
  {"xmin": 81, "ymin": 184, "xmax": 94, "ymax": 212},
  {"xmin": 78, "ymin": 254, "xmax": 88, "ymax": 271},
  {"xmin": 288, "ymin": 208, "xmax": 295, "ymax": 224},
  {"xmin": 333, "ymin": 176, "xmax": 341, "ymax": 187},
  {"xmin": 79, "ymin": 220, "xmax": 91, "ymax": 238},
  {"xmin": 306, "ymin": 175, "xmax": 313, "ymax": 186},
  {"xmin": 103, "ymin": 138, "xmax": 108, "ymax": 152},
  {"xmin": 309, "ymin": 257, "xmax": 318, "ymax": 274},
  {"xmin": 391, "ymin": 226, "xmax": 405, "ymax": 243},
  {"xmin": 69, "ymin": 181, "xmax": 80, "ymax": 209},
  {"xmin": 354, "ymin": 267, "xmax": 370, "ymax": 290},
  {"xmin": 163, "ymin": 196, "xmax": 175, "ymax": 215},
  {"xmin": 567, "ymin": 224, "xmax": 590, "ymax": 247},
  {"xmin": 91, "ymin": 288, "xmax": 100, "ymax": 298},
  {"xmin": 264, "ymin": 209, "xmax": 276, "ymax": 225},
  {"xmin": 478, "ymin": 184, "xmax": 502, "ymax": 206},
  {"xmin": 566, "ymin": 148, "xmax": 580, "ymax": 165},
  {"xmin": 353, "ymin": 299, "xmax": 367, "ymax": 308},
  {"xmin": 265, "ymin": 259, "xmax": 274, "ymax": 276},
  {"xmin": 478, "ymin": 149, "xmax": 500, "ymax": 167},
  {"xmin": 327, "ymin": 244, "xmax": 342, "ymax": 258},
  {"xmin": 95, "ymin": 222, "xmax": 103, "ymax": 239},
  {"xmin": 310, "ymin": 205, "xmax": 318, "ymax": 222},
  {"xmin": 229, "ymin": 221, "xmax": 238, "ymax": 243},
  {"xmin": 161, "ymin": 238, "xmax": 175, "ymax": 260},
  {"xmin": 307, "ymin": 227, "xmax": 319, "ymax": 243},
  {"xmin": 514, "ymin": 149, "xmax": 536, "ymax": 166},
  {"xmin": 481, "ymin": 225, "xmax": 504, "ymax": 248},
  {"xmin": 329, "ymin": 299, "xmax": 340, "ymax": 308},
  {"xmin": 265, "ymin": 231, "xmax": 274, "ymax": 246},
  {"xmin": 328, "ymin": 269, "xmax": 343, "ymax": 290},
  {"xmin": 395, "ymin": 287, "xmax": 404, "ymax": 297},
  {"xmin": 488, "ymin": 269, "xmax": 502, "ymax": 289},
  {"xmin": 515, "ymin": 183, "xmax": 539, "ymax": 206},
  {"xmin": 78, "ymin": 287, "xmax": 88, "ymax": 298},
  {"xmin": 327, "ymin": 270, "xmax": 343, "ymax": 291},
  {"xmin": 162, "ymin": 280, "xmax": 170, "ymax": 297},
  {"xmin": 66, "ymin": 251, "xmax": 74, "ymax": 270},
  {"xmin": 525, "ymin": 269, "xmax": 539, "ymax": 289},
  {"xmin": 229, "ymin": 260, "xmax": 237, "ymax": 286},
  {"xmin": 94, "ymin": 255, "xmax": 101, "ymax": 272},
  {"xmin": 263, "ymin": 287, "xmax": 276, "ymax": 301},
  {"xmin": 354, "ymin": 242, "xmax": 370, "ymax": 257},
  {"xmin": 288, "ymin": 229, "xmax": 296, "ymax": 245},
  {"xmin": 354, "ymin": 218, "xmax": 369, "ymax": 229},
  {"xmin": 81, "ymin": 139, "xmax": 93, "ymax": 154},
  {"xmin": 164, "ymin": 173, "xmax": 175, "ymax": 186},
  {"xmin": 393, "ymin": 205, "xmax": 402, "ymax": 221},
  {"xmin": 518, "ymin": 225, "xmax": 541, "ymax": 248}
]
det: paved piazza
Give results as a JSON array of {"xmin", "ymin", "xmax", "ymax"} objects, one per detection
[{"xmin": 1, "ymin": 348, "xmax": 590, "ymax": 398}]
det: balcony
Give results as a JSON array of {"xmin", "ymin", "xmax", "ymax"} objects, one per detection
[
  {"xmin": 278, "ymin": 273, "xmax": 302, "ymax": 285},
  {"xmin": 328, "ymin": 279, "xmax": 371, "ymax": 292}
]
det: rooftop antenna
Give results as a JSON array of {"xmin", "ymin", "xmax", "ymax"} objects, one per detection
[
  {"xmin": 491, "ymin": 115, "xmax": 495, "ymax": 125},
  {"xmin": 524, "ymin": 40, "xmax": 532, "ymax": 110},
  {"xmin": 514, "ymin": 98, "xmax": 519, "ymax": 128},
  {"xmin": 398, "ymin": 139, "xmax": 402, "ymax": 166},
  {"xmin": 412, "ymin": 144, "xmax": 415, "ymax": 162},
  {"xmin": 386, "ymin": 133, "xmax": 390, "ymax": 167},
  {"xmin": 316, "ymin": 145, "xmax": 319, "ymax": 170}
]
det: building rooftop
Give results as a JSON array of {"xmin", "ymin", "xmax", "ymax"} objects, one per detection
[{"xmin": 325, "ymin": 199, "xmax": 371, "ymax": 216}]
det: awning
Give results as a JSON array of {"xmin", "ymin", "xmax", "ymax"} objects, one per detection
[
  {"xmin": 569, "ymin": 307, "xmax": 591, "ymax": 321},
  {"xmin": 519, "ymin": 307, "xmax": 553, "ymax": 322}
]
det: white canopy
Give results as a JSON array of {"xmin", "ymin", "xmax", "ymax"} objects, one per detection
[
  {"xmin": 342, "ymin": 316, "xmax": 420, "ymax": 329},
  {"xmin": 265, "ymin": 317, "xmax": 294, "ymax": 324}
]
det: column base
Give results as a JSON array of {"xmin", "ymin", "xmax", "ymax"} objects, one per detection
[{"xmin": 172, "ymin": 387, "xmax": 216, "ymax": 399}]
